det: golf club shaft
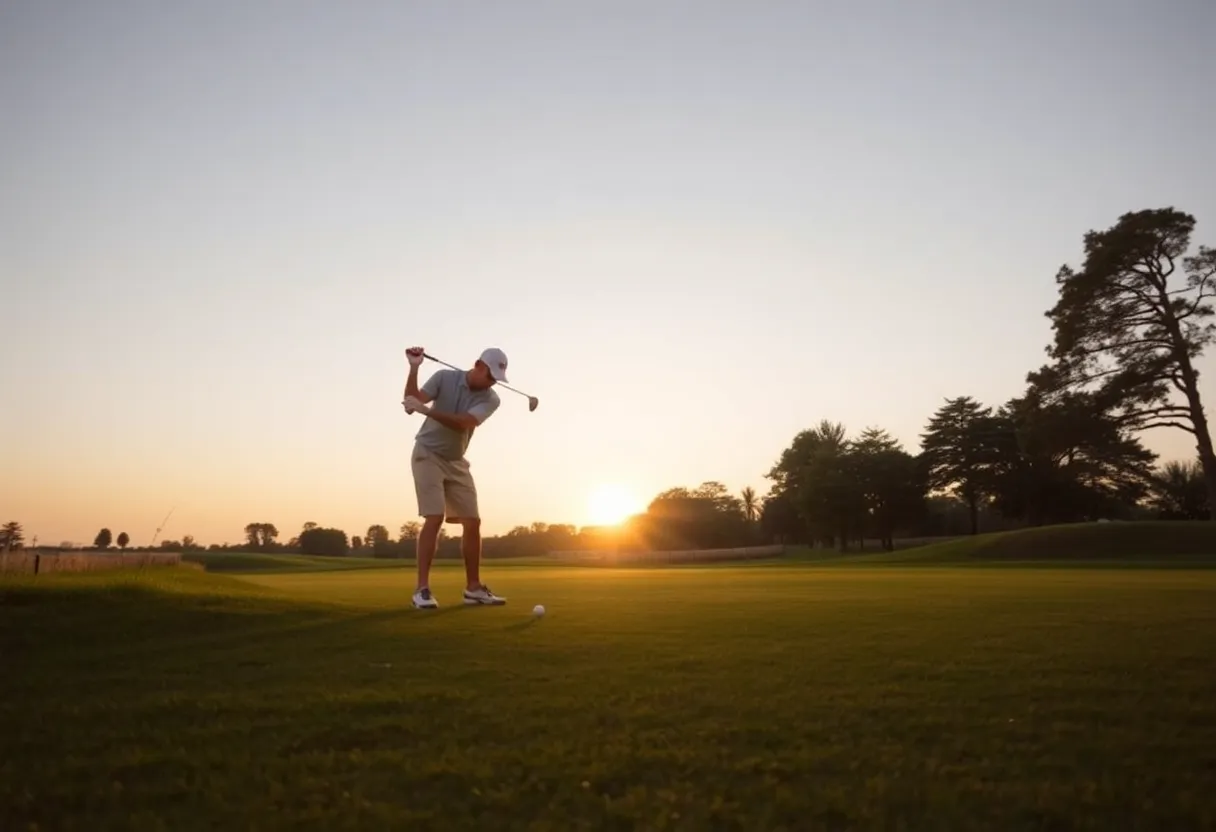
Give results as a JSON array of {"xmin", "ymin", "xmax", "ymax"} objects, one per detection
[{"xmin": 423, "ymin": 352, "xmax": 534, "ymax": 401}]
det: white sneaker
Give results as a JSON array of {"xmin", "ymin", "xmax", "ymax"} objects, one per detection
[
  {"xmin": 412, "ymin": 587, "xmax": 438, "ymax": 609},
  {"xmin": 463, "ymin": 584, "xmax": 506, "ymax": 606}
]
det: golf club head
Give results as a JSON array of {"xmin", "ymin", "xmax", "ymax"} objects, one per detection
[{"xmin": 528, "ymin": 397, "xmax": 539, "ymax": 412}]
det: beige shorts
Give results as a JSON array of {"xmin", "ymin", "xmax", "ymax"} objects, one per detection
[{"xmin": 411, "ymin": 442, "xmax": 479, "ymax": 523}]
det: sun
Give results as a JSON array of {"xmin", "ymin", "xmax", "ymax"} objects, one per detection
[{"xmin": 586, "ymin": 483, "xmax": 644, "ymax": 527}]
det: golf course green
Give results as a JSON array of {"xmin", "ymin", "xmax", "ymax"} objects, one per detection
[{"xmin": 4, "ymin": 540, "xmax": 1216, "ymax": 829}]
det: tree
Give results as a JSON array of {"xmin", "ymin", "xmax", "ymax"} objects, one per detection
[
  {"xmin": 759, "ymin": 489, "xmax": 804, "ymax": 544},
  {"xmin": 987, "ymin": 387, "xmax": 1157, "ymax": 525},
  {"xmin": 641, "ymin": 481, "xmax": 750, "ymax": 550},
  {"xmin": 94, "ymin": 528, "xmax": 113, "ymax": 549},
  {"xmin": 366, "ymin": 524, "xmax": 390, "ymax": 547},
  {"xmin": 740, "ymin": 487, "xmax": 759, "ymax": 523},
  {"xmin": 766, "ymin": 420, "xmax": 863, "ymax": 550},
  {"xmin": 1149, "ymin": 459, "xmax": 1210, "ymax": 520},
  {"xmin": 1033, "ymin": 208, "xmax": 1216, "ymax": 515},
  {"xmin": 852, "ymin": 428, "xmax": 927, "ymax": 551},
  {"xmin": 182, "ymin": 534, "xmax": 197, "ymax": 551},
  {"xmin": 299, "ymin": 527, "xmax": 349, "ymax": 557},
  {"xmin": 1, "ymin": 521, "xmax": 24, "ymax": 551},
  {"xmin": 365, "ymin": 524, "xmax": 392, "ymax": 556},
  {"xmin": 243, "ymin": 523, "xmax": 280, "ymax": 551},
  {"xmin": 920, "ymin": 397, "xmax": 1004, "ymax": 534},
  {"xmin": 116, "ymin": 532, "xmax": 130, "ymax": 550},
  {"xmin": 351, "ymin": 535, "xmax": 364, "ymax": 550},
  {"xmin": 399, "ymin": 521, "xmax": 422, "ymax": 541}
]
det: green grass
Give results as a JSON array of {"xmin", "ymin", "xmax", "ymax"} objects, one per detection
[{"xmin": 4, "ymin": 562, "xmax": 1216, "ymax": 829}]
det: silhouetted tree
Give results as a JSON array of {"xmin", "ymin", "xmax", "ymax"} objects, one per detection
[
  {"xmin": 740, "ymin": 487, "xmax": 759, "ymax": 523},
  {"xmin": 94, "ymin": 528, "xmax": 112, "ymax": 549},
  {"xmin": 759, "ymin": 489, "xmax": 804, "ymax": 544},
  {"xmin": 766, "ymin": 420, "xmax": 861, "ymax": 549},
  {"xmin": 920, "ymin": 397, "xmax": 1005, "ymax": 534},
  {"xmin": 640, "ymin": 481, "xmax": 750, "ymax": 550},
  {"xmin": 366, "ymin": 524, "xmax": 391, "ymax": 553},
  {"xmin": 1032, "ymin": 208, "xmax": 1216, "ymax": 515},
  {"xmin": 987, "ymin": 386, "xmax": 1157, "ymax": 524},
  {"xmin": 1149, "ymin": 459, "xmax": 1210, "ymax": 520},
  {"xmin": 853, "ymin": 428, "xmax": 927, "ymax": 551},
  {"xmin": 243, "ymin": 523, "xmax": 279, "ymax": 551},
  {"xmin": 1, "ymin": 521, "xmax": 24, "ymax": 551},
  {"xmin": 299, "ymin": 527, "xmax": 348, "ymax": 557},
  {"xmin": 116, "ymin": 532, "xmax": 129, "ymax": 550}
]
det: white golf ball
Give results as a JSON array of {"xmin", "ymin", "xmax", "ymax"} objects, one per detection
[{"xmin": 533, "ymin": 604, "xmax": 545, "ymax": 617}]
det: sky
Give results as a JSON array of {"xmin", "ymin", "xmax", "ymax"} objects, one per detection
[{"xmin": 3, "ymin": 0, "xmax": 1215, "ymax": 547}]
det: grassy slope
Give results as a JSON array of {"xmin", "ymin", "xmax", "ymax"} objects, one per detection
[
  {"xmin": 824, "ymin": 521, "xmax": 1216, "ymax": 566},
  {"xmin": 4, "ymin": 564, "xmax": 1216, "ymax": 829}
]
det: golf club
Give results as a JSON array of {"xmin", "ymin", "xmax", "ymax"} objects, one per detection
[{"xmin": 422, "ymin": 352, "xmax": 540, "ymax": 412}]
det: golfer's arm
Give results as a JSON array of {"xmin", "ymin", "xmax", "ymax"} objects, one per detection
[
  {"xmin": 404, "ymin": 367, "xmax": 432, "ymax": 404},
  {"xmin": 421, "ymin": 408, "xmax": 480, "ymax": 431}
]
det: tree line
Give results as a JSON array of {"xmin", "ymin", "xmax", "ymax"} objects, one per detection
[
  {"xmin": 5, "ymin": 208, "xmax": 1213, "ymax": 557},
  {"xmin": 763, "ymin": 207, "xmax": 1215, "ymax": 548}
]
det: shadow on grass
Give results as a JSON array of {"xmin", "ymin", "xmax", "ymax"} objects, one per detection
[{"xmin": 503, "ymin": 617, "xmax": 542, "ymax": 632}]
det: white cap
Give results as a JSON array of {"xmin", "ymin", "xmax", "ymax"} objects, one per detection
[{"xmin": 479, "ymin": 347, "xmax": 509, "ymax": 382}]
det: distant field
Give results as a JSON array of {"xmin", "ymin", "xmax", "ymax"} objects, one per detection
[{"xmin": 4, "ymin": 558, "xmax": 1216, "ymax": 829}]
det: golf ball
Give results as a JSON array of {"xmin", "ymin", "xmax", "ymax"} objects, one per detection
[{"xmin": 533, "ymin": 604, "xmax": 545, "ymax": 617}]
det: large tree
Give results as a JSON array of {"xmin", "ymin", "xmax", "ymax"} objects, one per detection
[
  {"xmin": 116, "ymin": 532, "xmax": 130, "ymax": 550},
  {"xmin": 642, "ymin": 481, "xmax": 750, "ymax": 550},
  {"xmin": 765, "ymin": 420, "xmax": 858, "ymax": 548},
  {"xmin": 243, "ymin": 523, "xmax": 280, "ymax": 551},
  {"xmin": 852, "ymin": 428, "xmax": 927, "ymax": 551},
  {"xmin": 94, "ymin": 528, "xmax": 113, "ymax": 549},
  {"xmin": 366, "ymin": 524, "xmax": 391, "ymax": 553},
  {"xmin": 299, "ymin": 527, "xmax": 349, "ymax": 557},
  {"xmin": 988, "ymin": 387, "xmax": 1157, "ymax": 525},
  {"xmin": 767, "ymin": 421, "xmax": 925, "ymax": 551},
  {"xmin": 1032, "ymin": 207, "xmax": 1216, "ymax": 515},
  {"xmin": 920, "ymin": 397, "xmax": 1004, "ymax": 534}
]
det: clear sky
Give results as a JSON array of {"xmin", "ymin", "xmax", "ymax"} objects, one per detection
[{"xmin": 3, "ymin": 1, "xmax": 1215, "ymax": 547}]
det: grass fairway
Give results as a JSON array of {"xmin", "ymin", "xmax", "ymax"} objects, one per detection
[{"xmin": 4, "ymin": 564, "xmax": 1216, "ymax": 830}]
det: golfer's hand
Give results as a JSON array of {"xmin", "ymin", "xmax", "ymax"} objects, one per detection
[
  {"xmin": 405, "ymin": 346, "xmax": 425, "ymax": 367},
  {"xmin": 402, "ymin": 395, "xmax": 425, "ymax": 414}
]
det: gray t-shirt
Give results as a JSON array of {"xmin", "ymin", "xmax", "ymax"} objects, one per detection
[{"xmin": 414, "ymin": 368, "xmax": 501, "ymax": 459}]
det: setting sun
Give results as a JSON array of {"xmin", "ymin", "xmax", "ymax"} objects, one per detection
[{"xmin": 586, "ymin": 484, "xmax": 645, "ymax": 527}]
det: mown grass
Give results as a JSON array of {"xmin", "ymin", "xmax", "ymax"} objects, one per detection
[{"xmin": 3, "ymin": 563, "xmax": 1216, "ymax": 830}]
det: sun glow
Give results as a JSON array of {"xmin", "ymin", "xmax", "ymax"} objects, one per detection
[{"xmin": 586, "ymin": 484, "xmax": 644, "ymax": 527}]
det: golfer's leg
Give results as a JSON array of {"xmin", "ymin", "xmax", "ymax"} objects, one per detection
[
  {"xmin": 459, "ymin": 517, "xmax": 482, "ymax": 589},
  {"xmin": 444, "ymin": 467, "xmax": 481, "ymax": 588},
  {"xmin": 446, "ymin": 463, "xmax": 505, "ymax": 604},
  {"xmin": 411, "ymin": 446, "xmax": 446, "ymax": 594}
]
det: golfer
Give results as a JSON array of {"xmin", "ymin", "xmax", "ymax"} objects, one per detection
[{"xmin": 401, "ymin": 345, "xmax": 508, "ymax": 609}]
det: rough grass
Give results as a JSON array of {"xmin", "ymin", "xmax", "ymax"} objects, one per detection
[
  {"xmin": 183, "ymin": 551, "xmax": 408, "ymax": 573},
  {"xmin": 4, "ymin": 564, "xmax": 1216, "ymax": 830}
]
